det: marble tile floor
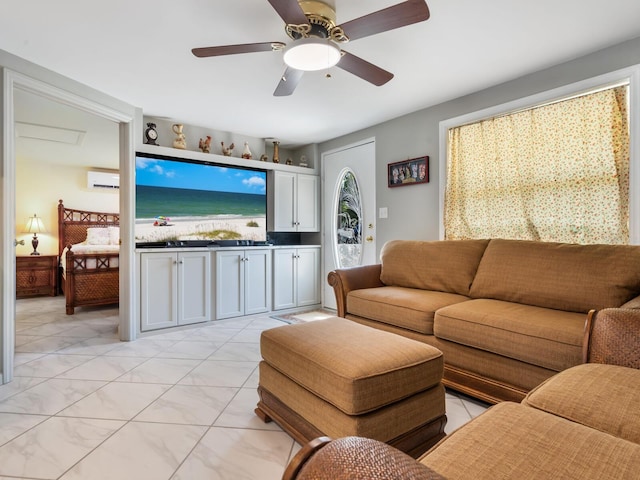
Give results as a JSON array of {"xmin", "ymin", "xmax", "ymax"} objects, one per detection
[{"xmin": 1, "ymin": 296, "xmax": 488, "ymax": 480}]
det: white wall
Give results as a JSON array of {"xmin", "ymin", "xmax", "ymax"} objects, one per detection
[{"xmin": 319, "ymin": 35, "xmax": 640, "ymax": 254}]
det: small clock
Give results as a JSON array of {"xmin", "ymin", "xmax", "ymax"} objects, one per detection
[{"xmin": 144, "ymin": 123, "xmax": 159, "ymax": 145}]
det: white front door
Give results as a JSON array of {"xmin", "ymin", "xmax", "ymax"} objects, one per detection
[{"xmin": 322, "ymin": 139, "xmax": 376, "ymax": 310}]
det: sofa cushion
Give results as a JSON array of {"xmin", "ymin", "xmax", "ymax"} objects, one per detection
[
  {"xmin": 348, "ymin": 286, "xmax": 470, "ymax": 334},
  {"xmin": 260, "ymin": 317, "xmax": 443, "ymax": 415},
  {"xmin": 380, "ymin": 239, "xmax": 489, "ymax": 296},
  {"xmin": 469, "ymin": 239, "xmax": 640, "ymax": 312},
  {"xmin": 421, "ymin": 402, "xmax": 640, "ymax": 479},
  {"xmin": 523, "ymin": 363, "xmax": 640, "ymax": 444},
  {"xmin": 434, "ymin": 299, "xmax": 585, "ymax": 371}
]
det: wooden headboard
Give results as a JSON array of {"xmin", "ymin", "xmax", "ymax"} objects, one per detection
[{"xmin": 57, "ymin": 199, "xmax": 119, "ymax": 257}]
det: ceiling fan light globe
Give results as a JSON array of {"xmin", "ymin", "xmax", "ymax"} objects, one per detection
[{"xmin": 283, "ymin": 38, "xmax": 341, "ymax": 72}]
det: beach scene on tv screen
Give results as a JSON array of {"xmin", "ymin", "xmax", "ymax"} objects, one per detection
[{"xmin": 135, "ymin": 156, "xmax": 267, "ymax": 243}]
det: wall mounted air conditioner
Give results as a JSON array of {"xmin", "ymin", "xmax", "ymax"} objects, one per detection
[{"xmin": 87, "ymin": 170, "xmax": 119, "ymax": 190}]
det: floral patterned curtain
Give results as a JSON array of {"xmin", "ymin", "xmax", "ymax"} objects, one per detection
[{"xmin": 445, "ymin": 85, "xmax": 629, "ymax": 244}]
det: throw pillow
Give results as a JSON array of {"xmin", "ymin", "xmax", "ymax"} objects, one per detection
[{"xmin": 86, "ymin": 227, "xmax": 110, "ymax": 245}]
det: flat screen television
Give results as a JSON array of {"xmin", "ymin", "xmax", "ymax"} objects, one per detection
[{"xmin": 135, "ymin": 152, "xmax": 267, "ymax": 243}]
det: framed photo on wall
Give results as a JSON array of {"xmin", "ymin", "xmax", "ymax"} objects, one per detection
[{"xmin": 388, "ymin": 156, "xmax": 429, "ymax": 187}]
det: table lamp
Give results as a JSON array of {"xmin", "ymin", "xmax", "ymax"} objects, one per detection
[{"xmin": 23, "ymin": 214, "xmax": 46, "ymax": 255}]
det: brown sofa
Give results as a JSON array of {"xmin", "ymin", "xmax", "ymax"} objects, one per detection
[
  {"xmin": 283, "ymin": 308, "xmax": 640, "ymax": 480},
  {"xmin": 328, "ymin": 238, "xmax": 640, "ymax": 403}
]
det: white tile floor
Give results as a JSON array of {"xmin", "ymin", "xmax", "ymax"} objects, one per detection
[{"xmin": 1, "ymin": 296, "xmax": 488, "ymax": 480}]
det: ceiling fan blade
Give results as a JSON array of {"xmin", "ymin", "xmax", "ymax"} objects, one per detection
[
  {"xmin": 274, "ymin": 67, "xmax": 304, "ymax": 96},
  {"xmin": 337, "ymin": 51, "xmax": 394, "ymax": 86},
  {"xmin": 267, "ymin": 0, "xmax": 309, "ymax": 25},
  {"xmin": 192, "ymin": 42, "xmax": 284, "ymax": 58},
  {"xmin": 338, "ymin": 0, "xmax": 430, "ymax": 41}
]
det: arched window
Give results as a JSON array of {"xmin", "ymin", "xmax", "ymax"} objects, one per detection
[{"xmin": 334, "ymin": 169, "xmax": 363, "ymax": 267}]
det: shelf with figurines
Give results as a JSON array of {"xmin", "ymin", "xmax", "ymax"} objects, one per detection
[{"xmin": 141, "ymin": 122, "xmax": 316, "ymax": 173}]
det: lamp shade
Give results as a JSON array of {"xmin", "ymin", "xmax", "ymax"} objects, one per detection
[
  {"xmin": 283, "ymin": 38, "xmax": 341, "ymax": 71},
  {"xmin": 23, "ymin": 214, "xmax": 46, "ymax": 234}
]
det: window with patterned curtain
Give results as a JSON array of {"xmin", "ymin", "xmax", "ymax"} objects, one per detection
[{"xmin": 444, "ymin": 84, "xmax": 629, "ymax": 244}]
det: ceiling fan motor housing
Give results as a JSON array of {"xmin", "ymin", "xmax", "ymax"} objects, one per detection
[{"xmin": 286, "ymin": 0, "xmax": 348, "ymax": 42}]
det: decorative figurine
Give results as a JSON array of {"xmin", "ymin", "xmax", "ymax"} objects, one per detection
[
  {"xmin": 272, "ymin": 140, "xmax": 280, "ymax": 163},
  {"xmin": 199, "ymin": 136, "xmax": 212, "ymax": 153},
  {"xmin": 144, "ymin": 122, "xmax": 159, "ymax": 145},
  {"xmin": 242, "ymin": 142, "xmax": 253, "ymax": 159},
  {"xmin": 299, "ymin": 155, "xmax": 308, "ymax": 168},
  {"xmin": 259, "ymin": 154, "xmax": 268, "ymax": 162},
  {"xmin": 286, "ymin": 158, "xmax": 292, "ymax": 165},
  {"xmin": 172, "ymin": 124, "xmax": 187, "ymax": 150},
  {"xmin": 221, "ymin": 142, "xmax": 235, "ymax": 156}
]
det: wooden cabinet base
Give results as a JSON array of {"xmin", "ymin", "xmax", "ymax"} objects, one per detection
[{"xmin": 255, "ymin": 386, "xmax": 446, "ymax": 460}]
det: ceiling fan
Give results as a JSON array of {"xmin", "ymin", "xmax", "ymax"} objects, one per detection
[{"xmin": 192, "ymin": 0, "xmax": 430, "ymax": 96}]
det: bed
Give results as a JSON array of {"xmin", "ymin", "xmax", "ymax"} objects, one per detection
[{"xmin": 57, "ymin": 199, "xmax": 120, "ymax": 315}]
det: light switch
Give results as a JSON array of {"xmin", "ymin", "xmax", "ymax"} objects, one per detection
[{"xmin": 379, "ymin": 207, "xmax": 388, "ymax": 219}]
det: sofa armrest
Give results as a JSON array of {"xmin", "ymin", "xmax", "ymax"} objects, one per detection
[
  {"xmin": 283, "ymin": 436, "xmax": 445, "ymax": 480},
  {"xmin": 583, "ymin": 308, "xmax": 640, "ymax": 368},
  {"xmin": 327, "ymin": 264, "xmax": 383, "ymax": 317},
  {"xmin": 620, "ymin": 294, "xmax": 640, "ymax": 309}
]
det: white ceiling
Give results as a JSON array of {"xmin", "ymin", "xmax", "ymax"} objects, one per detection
[
  {"xmin": 3, "ymin": 0, "xmax": 640, "ymax": 151},
  {"xmin": 14, "ymin": 89, "xmax": 120, "ymax": 169}
]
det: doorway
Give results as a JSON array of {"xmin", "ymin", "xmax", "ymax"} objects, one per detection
[
  {"xmin": 2, "ymin": 68, "xmax": 135, "ymax": 384},
  {"xmin": 322, "ymin": 139, "xmax": 376, "ymax": 309}
]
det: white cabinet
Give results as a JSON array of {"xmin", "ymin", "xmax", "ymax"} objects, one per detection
[
  {"xmin": 273, "ymin": 247, "xmax": 321, "ymax": 310},
  {"xmin": 269, "ymin": 171, "xmax": 319, "ymax": 232},
  {"xmin": 140, "ymin": 251, "xmax": 212, "ymax": 331},
  {"xmin": 215, "ymin": 249, "xmax": 271, "ymax": 319}
]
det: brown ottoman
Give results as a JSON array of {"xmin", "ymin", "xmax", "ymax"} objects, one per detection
[{"xmin": 255, "ymin": 317, "xmax": 447, "ymax": 458}]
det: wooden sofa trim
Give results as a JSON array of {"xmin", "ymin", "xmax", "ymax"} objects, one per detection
[
  {"xmin": 443, "ymin": 365, "xmax": 528, "ymax": 404},
  {"xmin": 283, "ymin": 436, "xmax": 445, "ymax": 480},
  {"xmin": 283, "ymin": 436, "xmax": 333, "ymax": 480}
]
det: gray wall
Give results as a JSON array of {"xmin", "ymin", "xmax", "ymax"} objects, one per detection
[{"xmin": 319, "ymin": 36, "xmax": 640, "ymax": 255}]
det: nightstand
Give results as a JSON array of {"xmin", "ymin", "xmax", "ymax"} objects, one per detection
[{"xmin": 16, "ymin": 255, "xmax": 58, "ymax": 298}]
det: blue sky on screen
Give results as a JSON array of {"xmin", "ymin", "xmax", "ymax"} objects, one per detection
[{"xmin": 135, "ymin": 157, "xmax": 266, "ymax": 194}]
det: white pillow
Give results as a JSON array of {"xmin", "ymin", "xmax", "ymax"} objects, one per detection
[
  {"xmin": 108, "ymin": 226, "xmax": 120, "ymax": 245},
  {"xmin": 86, "ymin": 227, "xmax": 110, "ymax": 245}
]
